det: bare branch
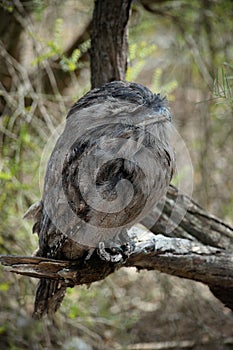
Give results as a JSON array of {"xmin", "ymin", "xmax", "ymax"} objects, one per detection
[
  {"xmin": 1, "ymin": 227, "xmax": 232, "ymax": 290},
  {"xmin": 1, "ymin": 185, "xmax": 233, "ymax": 314},
  {"xmin": 143, "ymin": 186, "xmax": 233, "ymax": 251}
]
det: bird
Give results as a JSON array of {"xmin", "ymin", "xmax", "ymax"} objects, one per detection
[{"xmin": 24, "ymin": 81, "xmax": 175, "ymax": 317}]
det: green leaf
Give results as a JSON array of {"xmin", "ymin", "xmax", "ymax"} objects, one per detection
[
  {"xmin": 0, "ymin": 282, "xmax": 10, "ymax": 292},
  {"xmin": 0, "ymin": 172, "xmax": 12, "ymax": 180}
]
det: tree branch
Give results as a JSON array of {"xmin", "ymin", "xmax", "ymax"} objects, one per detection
[
  {"xmin": 1, "ymin": 186, "xmax": 233, "ymax": 280},
  {"xmin": 1, "ymin": 185, "xmax": 232, "ymax": 311},
  {"xmin": 143, "ymin": 186, "xmax": 233, "ymax": 251},
  {"xmin": 1, "ymin": 225, "xmax": 232, "ymax": 289},
  {"xmin": 0, "ymin": 186, "xmax": 233, "ymax": 310}
]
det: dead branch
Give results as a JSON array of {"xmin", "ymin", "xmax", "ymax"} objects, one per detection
[
  {"xmin": 1, "ymin": 227, "xmax": 232, "ymax": 289},
  {"xmin": 143, "ymin": 186, "xmax": 233, "ymax": 251},
  {"xmin": 1, "ymin": 185, "xmax": 233, "ymax": 312}
]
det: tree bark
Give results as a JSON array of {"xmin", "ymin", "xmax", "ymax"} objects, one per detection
[
  {"xmin": 143, "ymin": 186, "xmax": 233, "ymax": 251},
  {"xmin": 90, "ymin": 0, "xmax": 132, "ymax": 88}
]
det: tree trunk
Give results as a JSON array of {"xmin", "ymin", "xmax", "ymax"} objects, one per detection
[{"xmin": 90, "ymin": 0, "xmax": 132, "ymax": 88}]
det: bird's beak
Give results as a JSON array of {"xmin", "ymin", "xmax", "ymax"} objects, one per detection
[{"xmin": 136, "ymin": 107, "xmax": 171, "ymax": 128}]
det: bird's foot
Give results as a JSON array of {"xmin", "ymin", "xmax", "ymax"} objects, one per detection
[
  {"xmin": 97, "ymin": 241, "xmax": 135, "ymax": 263},
  {"xmin": 120, "ymin": 241, "xmax": 135, "ymax": 257},
  {"xmin": 97, "ymin": 242, "xmax": 123, "ymax": 262}
]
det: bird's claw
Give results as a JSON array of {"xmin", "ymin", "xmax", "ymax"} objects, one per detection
[
  {"xmin": 97, "ymin": 241, "xmax": 135, "ymax": 263},
  {"xmin": 98, "ymin": 242, "xmax": 123, "ymax": 262}
]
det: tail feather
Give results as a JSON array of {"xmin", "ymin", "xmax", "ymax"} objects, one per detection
[{"xmin": 33, "ymin": 279, "xmax": 67, "ymax": 318}]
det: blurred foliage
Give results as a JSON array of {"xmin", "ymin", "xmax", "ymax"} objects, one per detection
[
  {"xmin": 214, "ymin": 63, "xmax": 233, "ymax": 107},
  {"xmin": 32, "ymin": 17, "xmax": 90, "ymax": 72},
  {"xmin": 126, "ymin": 41, "xmax": 157, "ymax": 81},
  {"xmin": 0, "ymin": 0, "xmax": 233, "ymax": 349},
  {"xmin": 151, "ymin": 68, "xmax": 178, "ymax": 100}
]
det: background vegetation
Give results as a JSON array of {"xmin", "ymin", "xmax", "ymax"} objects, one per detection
[{"xmin": 0, "ymin": 0, "xmax": 233, "ymax": 349}]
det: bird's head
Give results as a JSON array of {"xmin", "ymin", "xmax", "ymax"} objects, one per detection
[{"xmin": 67, "ymin": 81, "xmax": 172, "ymax": 130}]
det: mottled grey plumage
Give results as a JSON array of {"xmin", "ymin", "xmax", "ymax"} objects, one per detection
[{"xmin": 25, "ymin": 81, "xmax": 175, "ymax": 317}]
